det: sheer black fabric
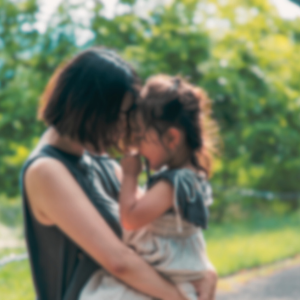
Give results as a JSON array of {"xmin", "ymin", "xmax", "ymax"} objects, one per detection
[{"xmin": 20, "ymin": 145, "xmax": 121, "ymax": 300}]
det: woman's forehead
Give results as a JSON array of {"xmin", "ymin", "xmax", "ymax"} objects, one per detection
[
  {"xmin": 134, "ymin": 112, "xmax": 145, "ymax": 130},
  {"xmin": 121, "ymin": 92, "xmax": 134, "ymax": 111}
]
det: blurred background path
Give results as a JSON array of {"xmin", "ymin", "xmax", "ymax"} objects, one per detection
[{"xmin": 217, "ymin": 262, "xmax": 300, "ymax": 300}]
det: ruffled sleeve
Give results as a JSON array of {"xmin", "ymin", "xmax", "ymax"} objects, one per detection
[{"xmin": 148, "ymin": 169, "xmax": 213, "ymax": 229}]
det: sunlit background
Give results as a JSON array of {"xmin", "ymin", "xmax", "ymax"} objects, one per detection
[{"xmin": 0, "ymin": 0, "xmax": 300, "ymax": 298}]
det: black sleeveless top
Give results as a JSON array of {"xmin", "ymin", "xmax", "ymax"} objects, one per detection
[{"xmin": 20, "ymin": 145, "xmax": 122, "ymax": 300}]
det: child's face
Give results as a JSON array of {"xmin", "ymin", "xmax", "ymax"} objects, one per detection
[
  {"xmin": 134, "ymin": 114, "xmax": 170, "ymax": 171},
  {"xmin": 138, "ymin": 128, "xmax": 170, "ymax": 171}
]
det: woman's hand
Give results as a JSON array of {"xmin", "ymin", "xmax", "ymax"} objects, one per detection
[
  {"xmin": 121, "ymin": 154, "xmax": 142, "ymax": 177},
  {"xmin": 191, "ymin": 269, "xmax": 218, "ymax": 300}
]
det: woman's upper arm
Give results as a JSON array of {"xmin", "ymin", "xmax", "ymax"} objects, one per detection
[{"xmin": 25, "ymin": 158, "xmax": 130, "ymax": 272}]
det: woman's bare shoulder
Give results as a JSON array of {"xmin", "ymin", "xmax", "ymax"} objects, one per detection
[
  {"xmin": 24, "ymin": 157, "xmax": 76, "ymax": 225},
  {"xmin": 25, "ymin": 156, "xmax": 70, "ymax": 182}
]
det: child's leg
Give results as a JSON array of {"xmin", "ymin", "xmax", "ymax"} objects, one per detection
[{"xmin": 191, "ymin": 269, "xmax": 218, "ymax": 300}]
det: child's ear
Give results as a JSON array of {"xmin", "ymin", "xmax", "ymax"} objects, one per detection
[{"xmin": 164, "ymin": 127, "xmax": 182, "ymax": 150}]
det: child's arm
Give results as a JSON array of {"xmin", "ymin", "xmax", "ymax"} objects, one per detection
[{"xmin": 120, "ymin": 155, "xmax": 173, "ymax": 230}]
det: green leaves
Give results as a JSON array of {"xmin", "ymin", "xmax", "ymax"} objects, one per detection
[
  {"xmin": 1, "ymin": 0, "xmax": 300, "ymax": 206},
  {"xmin": 0, "ymin": 0, "xmax": 74, "ymax": 196}
]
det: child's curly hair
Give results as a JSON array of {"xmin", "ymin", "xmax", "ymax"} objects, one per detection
[{"xmin": 138, "ymin": 75, "xmax": 219, "ymax": 177}]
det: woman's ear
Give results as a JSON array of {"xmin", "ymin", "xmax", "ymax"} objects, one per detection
[{"xmin": 164, "ymin": 127, "xmax": 182, "ymax": 150}]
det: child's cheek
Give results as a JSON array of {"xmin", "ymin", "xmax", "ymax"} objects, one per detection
[
  {"xmin": 138, "ymin": 143, "xmax": 146, "ymax": 156},
  {"xmin": 140, "ymin": 148, "xmax": 148, "ymax": 159}
]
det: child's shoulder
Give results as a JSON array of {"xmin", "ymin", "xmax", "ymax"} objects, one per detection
[
  {"xmin": 149, "ymin": 168, "xmax": 208, "ymax": 186},
  {"xmin": 149, "ymin": 168, "xmax": 213, "ymax": 229},
  {"xmin": 149, "ymin": 168, "xmax": 212, "ymax": 205}
]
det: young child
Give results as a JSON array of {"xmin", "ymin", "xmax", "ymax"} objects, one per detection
[{"xmin": 80, "ymin": 75, "xmax": 218, "ymax": 300}]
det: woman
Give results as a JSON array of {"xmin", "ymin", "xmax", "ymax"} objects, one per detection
[{"xmin": 21, "ymin": 47, "xmax": 214, "ymax": 300}]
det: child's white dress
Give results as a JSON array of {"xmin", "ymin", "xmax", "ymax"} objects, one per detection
[{"xmin": 79, "ymin": 169, "xmax": 214, "ymax": 300}]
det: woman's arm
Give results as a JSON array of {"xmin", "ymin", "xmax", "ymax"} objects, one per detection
[
  {"xmin": 119, "ymin": 155, "xmax": 174, "ymax": 230},
  {"xmin": 25, "ymin": 158, "xmax": 185, "ymax": 300}
]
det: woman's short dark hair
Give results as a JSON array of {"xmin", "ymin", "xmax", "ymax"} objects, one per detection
[{"xmin": 39, "ymin": 47, "xmax": 140, "ymax": 151}]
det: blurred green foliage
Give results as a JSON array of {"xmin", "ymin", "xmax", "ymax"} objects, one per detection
[
  {"xmin": 0, "ymin": 0, "xmax": 300, "ymax": 219},
  {"xmin": 0, "ymin": 260, "xmax": 34, "ymax": 300},
  {"xmin": 0, "ymin": 196, "xmax": 23, "ymax": 227}
]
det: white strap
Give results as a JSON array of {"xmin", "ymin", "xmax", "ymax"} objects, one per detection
[{"xmin": 173, "ymin": 175, "xmax": 183, "ymax": 233}]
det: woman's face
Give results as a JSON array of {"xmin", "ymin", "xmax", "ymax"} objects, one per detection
[
  {"xmin": 85, "ymin": 93, "xmax": 134, "ymax": 154},
  {"xmin": 116, "ymin": 92, "xmax": 134, "ymax": 140}
]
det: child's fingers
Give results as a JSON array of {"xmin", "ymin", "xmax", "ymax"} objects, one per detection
[
  {"xmin": 122, "ymin": 153, "xmax": 141, "ymax": 163},
  {"xmin": 121, "ymin": 153, "xmax": 142, "ymax": 176},
  {"xmin": 124, "ymin": 149, "xmax": 139, "ymax": 156}
]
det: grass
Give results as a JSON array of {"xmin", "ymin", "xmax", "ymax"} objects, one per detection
[
  {"xmin": 1, "ymin": 208, "xmax": 300, "ymax": 299},
  {"xmin": 0, "ymin": 261, "xmax": 34, "ymax": 300},
  {"xmin": 0, "ymin": 196, "xmax": 23, "ymax": 228},
  {"xmin": 205, "ymin": 210, "xmax": 300, "ymax": 276},
  {"xmin": 0, "ymin": 248, "xmax": 26, "ymax": 260}
]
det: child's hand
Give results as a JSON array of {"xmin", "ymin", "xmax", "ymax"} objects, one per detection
[{"xmin": 121, "ymin": 154, "xmax": 142, "ymax": 177}]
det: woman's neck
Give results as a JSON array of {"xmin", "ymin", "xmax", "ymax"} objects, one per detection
[{"xmin": 37, "ymin": 127, "xmax": 85, "ymax": 157}]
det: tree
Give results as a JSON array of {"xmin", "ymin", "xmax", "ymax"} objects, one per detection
[
  {"xmin": 0, "ymin": 0, "xmax": 77, "ymax": 196},
  {"xmin": 1, "ymin": 0, "xmax": 300, "ymax": 219}
]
